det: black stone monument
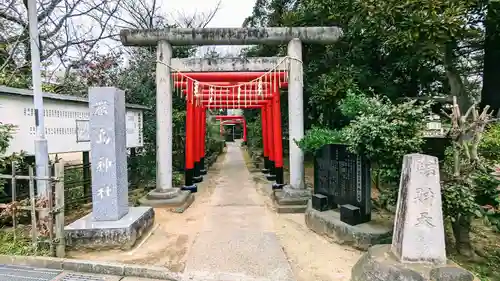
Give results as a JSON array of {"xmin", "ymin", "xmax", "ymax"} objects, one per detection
[{"xmin": 312, "ymin": 144, "xmax": 371, "ymax": 225}]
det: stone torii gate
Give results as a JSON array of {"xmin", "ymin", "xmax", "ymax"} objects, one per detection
[{"xmin": 120, "ymin": 27, "xmax": 342, "ymax": 209}]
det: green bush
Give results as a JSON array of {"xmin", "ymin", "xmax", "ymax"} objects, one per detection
[
  {"xmin": 297, "ymin": 90, "xmax": 430, "ymax": 207},
  {"xmin": 295, "ymin": 126, "xmax": 344, "ymax": 153},
  {"xmin": 0, "ymin": 123, "xmax": 25, "ymax": 194},
  {"xmin": 480, "ymin": 123, "xmax": 500, "ymax": 161},
  {"xmin": 467, "ymin": 123, "xmax": 500, "ymax": 232},
  {"xmin": 246, "ymin": 116, "xmax": 263, "ymax": 155}
]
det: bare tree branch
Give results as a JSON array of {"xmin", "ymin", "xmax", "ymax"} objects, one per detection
[
  {"xmin": 0, "ymin": 0, "xmax": 120, "ymax": 70},
  {"xmin": 0, "ymin": 0, "xmax": 222, "ymax": 85}
]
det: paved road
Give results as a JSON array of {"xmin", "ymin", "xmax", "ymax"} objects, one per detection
[
  {"xmin": 0, "ymin": 264, "xmax": 165, "ymax": 281},
  {"xmin": 183, "ymin": 142, "xmax": 295, "ymax": 281}
]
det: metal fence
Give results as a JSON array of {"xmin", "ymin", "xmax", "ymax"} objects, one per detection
[
  {"xmin": 63, "ymin": 161, "xmax": 147, "ymax": 209},
  {"xmin": 0, "ymin": 162, "xmax": 65, "ymax": 257}
]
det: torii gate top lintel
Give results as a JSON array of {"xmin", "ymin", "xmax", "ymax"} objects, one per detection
[{"xmin": 120, "ymin": 27, "xmax": 343, "ymax": 46}]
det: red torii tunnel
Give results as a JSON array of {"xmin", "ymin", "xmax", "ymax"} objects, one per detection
[
  {"xmin": 216, "ymin": 116, "xmax": 247, "ymax": 142},
  {"xmin": 174, "ymin": 71, "xmax": 285, "ymax": 191}
]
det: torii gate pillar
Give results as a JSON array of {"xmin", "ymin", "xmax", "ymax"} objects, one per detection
[{"xmin": 287, "ymin": 38, "xmax": 305, "ymax": 193}]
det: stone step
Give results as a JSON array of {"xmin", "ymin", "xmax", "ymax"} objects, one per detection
[
  {"xmin": 274, "ymin": 204, "xmax": 307, "ymax": 214},
  {"xmin": 272, "ymin": 191, "xmax": 309, "ymax": 206}
]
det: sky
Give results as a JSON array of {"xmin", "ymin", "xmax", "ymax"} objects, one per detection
[
  {"xmin": 163, "ymin": 0, "xmax": 256, "ymax": 27},
  {"xmin": 162, "ymin": 0, "xmax": 257, "ymax": 115},
  {"xmin": 46, "ymin": 0, "xmax": 256, "ymax": 81},
  {"xmin": 162, "ymin": 0, "xmax": 257, "ymax": 56}
]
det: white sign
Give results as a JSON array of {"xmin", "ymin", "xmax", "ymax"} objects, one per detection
[
  {"xmin": 0, "ymin": 91, "xmax": 144, "ymax": 155},
  {"xmin": 424, "ymin": 114, "xmax": 445, "ymax": 138}
]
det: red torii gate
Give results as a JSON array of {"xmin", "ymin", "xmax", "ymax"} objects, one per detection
[
  {"xmin": 174, "ymin": 71, "xmax": 286, "ymax": 191},
  {"xmin": 199, "ymin": 96, "xmax": 276, "ymax": 182},
  {"xmin": 216, "ymin": 116, "xmax": 247, "ymax": 142}
]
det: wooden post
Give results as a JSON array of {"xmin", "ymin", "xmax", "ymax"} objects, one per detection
[
  {"xmin": 54, "ymin": 161, "xmax": 66, "ymax": 258},
  {"xmin": 11, "ymin": 161, "xmax": 17, "ymax": 241},
  {"xmin": 272, "ymin": 88, "xmax": 284, "ymax": 187},
  {"xmin": 82, "ymin": 151, "xmax": 90, "ymax": 202},
  {"xmin": 28, "ymin": 166, "xmax": 38, "ymax": 249},
  {"xmin": 47, "ymin": 165, "xmax": 54, "ymax": 256},
  {"xmin": 266, "ymin": 102, "xmax": 276, "ymax": 178},
  {"xmin": 184, "ymin": 81, "xmax": 196, "ymax": 189},
  {"xmin": 261, "ymin": 107, "xmax": 269, "ymax": 173}
]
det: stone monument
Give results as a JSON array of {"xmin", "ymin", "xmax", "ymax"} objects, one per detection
[
  {"xmin": 392, "ymin": 154, "xmax": 446, "ymax": 264},
  {"xmin": 305, "ymin": 144, "xmax": 392, "ymax": 250},
  {"xmin": 65, "ymin": 87, "xmax": 154, "ymax": 250},
  {"xmin": 351, "ymin": 154, "xmax": 474, "ymax": 281}
]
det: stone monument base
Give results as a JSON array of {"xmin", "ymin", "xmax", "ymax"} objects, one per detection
[
  {"xmin": 139, "ymin": 188, "xmax": 194, "ymax": 213},
  {"xmin": 65, "ymin": 206, "xmax": 154, "ymax": 251},
  {"xmin": 351, "ymin": 245, "xmax": 475, "ymax": 281},
  {"xmin": 272, "ymin": 186, "xmax": 310, "ymax": 213},
  {"xmin": 305, "ymin": 202, "xmax": 392, "ymax": 250}
]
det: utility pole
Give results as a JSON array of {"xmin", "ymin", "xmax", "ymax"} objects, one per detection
[{"xmin": 27, "ymin": 0, "xmax": 50, "ymax": 196}]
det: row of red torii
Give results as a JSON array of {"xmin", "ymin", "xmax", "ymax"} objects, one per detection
[
  {"xmin": 119, "ymin": 26, "xmax": 342, "ymax": 206},
  {"xmin": 218, "ymin": 117, "xmax": 247, "ymax": 142},
  {"xmin": 173, "ymin": 71, "xmax": 288, "ymax": 191}
]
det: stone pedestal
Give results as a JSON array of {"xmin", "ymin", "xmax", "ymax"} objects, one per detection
[
  {"xmin": 272, "ymin": 186, "xmax": 310, "ymax": 213},
  {"xmin": 65, "ymin": 87, "xmax": 155, "ymax": 250},
  {"xmin": 305, "ymin": 201, "xmax": 391, "ymax": 250},
  {"xmin": 65, "ymin": 206, "xmax": 154, "ymax": 250},
  {"xmin": 351, "ymin": 154, "xmax": 474, "ymax": 281},
  {"xmin": 139, "ymin": 188, "xmax": 194, "ymax": 213},
  {"xmin": 351, "ymin": 245, "xmax": 474, "ymax": 281}
]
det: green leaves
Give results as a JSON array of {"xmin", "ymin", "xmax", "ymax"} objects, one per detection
[
  {"xmin": 479, "ymin": 123, "xmax": 500, "ymax": 161},
  {"xmin": 295, "ymin": 127, "xmax": 344, "ymax": 153},
  {"xmin": 299, "ymin": 90, "xmax": 429, "ymax": 208}
]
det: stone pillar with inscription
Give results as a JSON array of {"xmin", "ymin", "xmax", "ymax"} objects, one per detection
[
  {"xmin": 89, "ymin": 87, "xmax": 129, "ymax": 221},
  {"xmin": 391, "ymin": 153, "xmax": 446, "ymax": 264},
  {"xmin": 64, "ymin": 87, "xmax": 155, "ymax": 250},
  {"xmin": 350, "ymin": 153, "xmax": 474, "ymax": 281}
]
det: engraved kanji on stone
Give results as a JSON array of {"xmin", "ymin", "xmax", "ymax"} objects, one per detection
[
  {"xmin": 415, "ymin": 212, "xmax": 435, "ymax": 228},
  {"xmin": 93, "ymin": 100, "xmax": 109, "ymax": 116},
  {"xmin": 416, "ymin": 157, "xmax": 438, "ymax": 177},
  {"xmin": 414, "ymin": 187, "xmax": 435, "ymax": 203},
  {"xmin": 96, "ymin": 157, "xmax": 113, "ymax": 173},
  {"xmin": 96, "ymin": 128, "xmax": 111, "ymax": 144},
  {"xmin": 96, "ymin": 185, "xmax": 112, "ymax": 199}
]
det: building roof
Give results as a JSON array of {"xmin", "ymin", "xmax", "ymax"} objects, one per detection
[{"xmin": 0, "ymin": 85, "xmax": 149, "ymax": 110}]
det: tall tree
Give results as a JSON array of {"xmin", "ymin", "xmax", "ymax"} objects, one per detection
[{"xmin": 480, "ymin": 0, "xmax": 500, "ymax": 116}]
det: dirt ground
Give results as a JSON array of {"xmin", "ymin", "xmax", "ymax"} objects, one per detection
[
  {"xmin": 69, "ymin": 149, "xmax": 361, "ymax": 281},
  {"xmin": 256, "ymin": 186, "xmax": 362, "ymax": 281}
]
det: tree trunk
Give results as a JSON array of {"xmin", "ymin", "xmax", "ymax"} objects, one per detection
[
  {"xmin": 444, "ymin": 41, "xmax": 472, "ymax": 111},
  {"xmin": 451, "ymin": 214, "xmax": 474, "ymax": 257},
  {"xmin": 480, "ymin": 0, "xmax": 500, "ymax": 116}
]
